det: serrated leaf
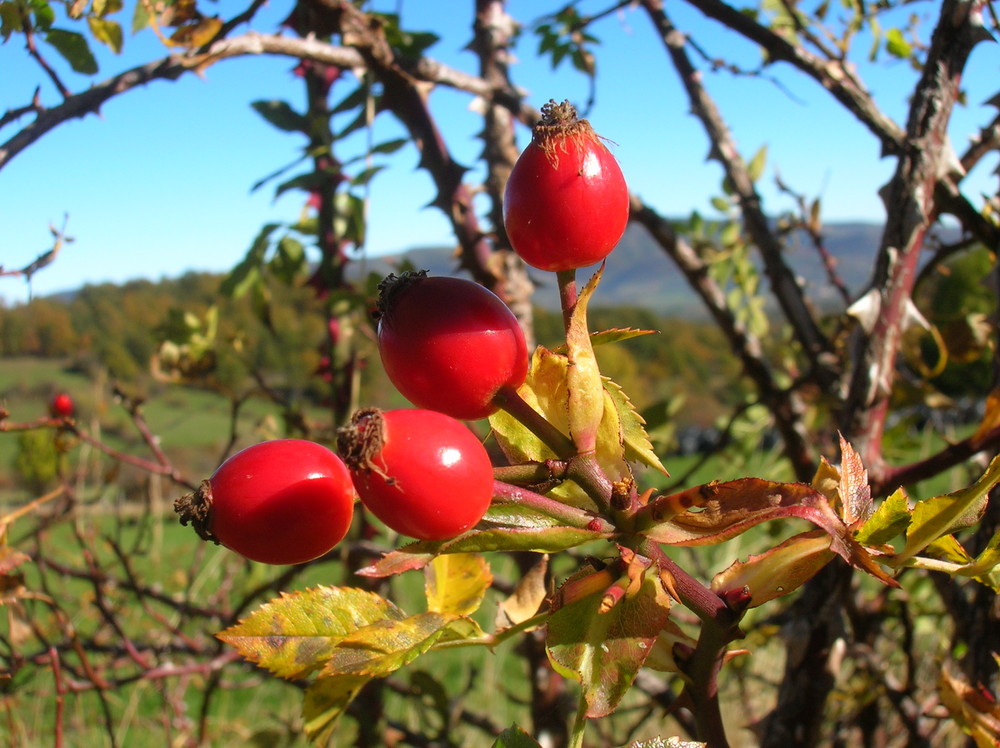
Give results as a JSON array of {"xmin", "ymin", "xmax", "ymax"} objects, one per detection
[
  {"xmin": 216, "ymin": 586, "xmax": 404, "ymax": 679},
  {"xmin": 836, "ymin": 434, "xmax": 873, "ymax": 526},
  {"xmin": 302, "ymin": 673, "xmax": 371, "ymax": 745},
  {"xmin": 711, "ymin": 530, "xmax": 836, "ymax": 608},
  {"xmin": 603, "ymin": 376, "xmax": 669, "ymax": 475},
  {"xmin": 547, "ymin": 571, "xmax": 671, "ymax": 718},
  {"xmin": 493, "ymin": 724, "xmax": 543, "ymax": 748},
  {"xmin": 894, "ymin": 453, "xmax": 1000, "ymax": 567},
  {"xmin": 638, "ymin": 477, "xmax": 897, "ymax": 586},
  {"xmin": 425, "ymin": 553, "xmax": 491, "ymax": 617},
  {"xmin": 856, "ymin": 488, "xmax": 911, "ymax": 547},
  {"xmin": 251, "ymin": 99, "xmax": 309, "ymax": 133},
  {"xmin": 321, "ymin": 611, "xmax": 454, "ymax": 678},
  {"xmin": 45, "ymin": 28, "xmax": 97, "ymax": 74}
]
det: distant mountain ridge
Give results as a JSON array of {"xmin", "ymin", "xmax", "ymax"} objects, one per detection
[{"xmin": 359, "ymin": 221, "xmax": 908, "ymax": 315}]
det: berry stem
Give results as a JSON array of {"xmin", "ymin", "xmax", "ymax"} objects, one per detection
[
  {"xmin": 556, "ymin": 269, "xmax": 578, "ymax": 332},
  {"xmin": 492, "ymin": 385, "xmax": 575, "ymax": 460}
]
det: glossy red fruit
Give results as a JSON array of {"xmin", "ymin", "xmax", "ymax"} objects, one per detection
[
  {"xmin": 338, "ymin": 408, "xmax": 494, "ymax": 541},
  {"xmin": 49, "ymin": 392, "xmax": 74, "ymax": 418},
  {"xmin": 376, "ymin": 272, "xmax": 528, "ymax": 420},
  {"xmin": 175, "ymin": 439, "xmax": 356, "ymax": 565},
  {"xmin": 503, "ymin": 99, "xmax": 629, "ymax": 272}
]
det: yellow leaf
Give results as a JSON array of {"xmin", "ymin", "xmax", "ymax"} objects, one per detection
[{"xmin": 424, "ymin": 553, "xmax": 492, "ymax": 617}]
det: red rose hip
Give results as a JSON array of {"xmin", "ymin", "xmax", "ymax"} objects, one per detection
[
  {"xmin": 503, "ymin": 99, "xmax": 629, "ymax": 272},
  {"xmin": 175, "ymin": 439, "xmax": 356, "ymax": 565},
  {"xmin": 376, "ymin": 272, "xmax": 528, "ymax": 420},
  {"xmin": 338, "ymin": 408, "xmax": 494, "ymax": 541}
]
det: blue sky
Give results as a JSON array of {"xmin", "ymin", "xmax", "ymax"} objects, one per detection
[{"xmin": 2, "ymin": 1, "xmax": 998, "ymax": 305}]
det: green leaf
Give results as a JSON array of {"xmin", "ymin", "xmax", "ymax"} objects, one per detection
[
  {"xmin": 547, "ymin": 570, "xmax": 672, "ymax": 718},
  {"xmin": 45, "ymin": 28, "xmax": 98, "ymax": 74},
  {"xmin": 894, "ymin": 453, "xmax": 1000, "ymax": 567},
  {"xmin": 87, "ymin": 16, "xmax": 122, "ymax": 53},
  {"xmin": 492, "ymin": 724, "xmax": 543, "ymax": 748},
  {"xmin": 216, "ymin": 586, "xmax": 405, "ymax": 679},
  {"xmin": 270, "ymin": 235, "xmax": 306, "ymax": 283},
  {"xmin": 885, "ymin": 28, "xmax": 912, "ymax": 59},
  {"xmin": 321, "ymin": 611, "xmax": 455, "ymax": 678},
  {"xmin": 746, "ymin": 145, "xmax": 768, "ymax": 182},
  {"xmin": 220, "ymin": 223, "xmax": 279, "ymax": 298},
  {"xmin": 856, "ymin": 488, "xmax": 911, "ymax": 547},
  {"xmin": 710, "ymin": 195, "xmax": 731, "ymax": 213},
  {"xmin": 424, "ymin": 553, "xmax": 492, "ymax": 617},
  {"xmin": 357, "ymin": 509, "xmax": 609, "ymax": 578},
  {"xmin": 251, "ymin": 99, "xmax": 308, "ymax": 133},
  {"xmin": 303, "ymin": 673, "xmax": 371, "ymax": 746}
]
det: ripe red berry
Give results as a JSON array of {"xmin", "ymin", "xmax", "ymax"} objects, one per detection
[
  {"xmin": 375, "ymin": 272, "xmax": 528, "ymax": 421},
  {"xmin": 174, "ymin": 439, "xmax": 356, "ymax": 565},
  {"xmin": 337, "ymin": 408, "xmax": 494, "ymax": 541},
  {"xmin": 49, "ymin": 392, "xmax": 75, "ymax": 418},
  {"xmin": 503, "ymin": 99, "xmax": 629, "ymax": 272}
]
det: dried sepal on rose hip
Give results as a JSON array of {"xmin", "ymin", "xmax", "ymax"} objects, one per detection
[
  {"xmin": 375, "ymin": 271, "xmax": 528, "ymax": 420},
  {"xmin": 503, "ymin": 99, "xmax": 629, "ymax": 272},
  {"xmin": 174, "ymin": 439, "xmax": 356, "ymax": 565},
  {"xmin": 337, "ymin": 407, "xmax": 494, "ymax": 541}
]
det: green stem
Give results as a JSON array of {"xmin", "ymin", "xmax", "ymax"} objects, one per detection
[{"xmin": 568, "ymin": 687, "xmax": 588, "ymax": 748}]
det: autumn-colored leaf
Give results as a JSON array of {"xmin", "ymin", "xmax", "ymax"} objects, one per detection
[
  {"xmin": 636, "ymin": 477, "xmax": 896, "ymax": 586},
  {"xmin": 302, "ymin": 673, "xmax": 371, "ymax": 746},
  {"xmin": 938, "ymin": 668, "xmax": 1000, "ymax": 748},
  {"xmin": 836, "ymin": 434, "xmax": 873, "ymax": 526},
  {"xmin": 711, "ymin": 530, "xmax": 836, "ymax": 608},
  {"xmin": 547, "ymin": 569, "xmax": 672, "ymax": 718},
  {"xmin": 166, "ymin": 15, "xmax": 222, "ymax": 48},
  {"xmin": 495, "ymin": 554, "xmax": 549, "ymax": 632},
  {"xmin": 424, "ymin": 553, "xmax": 492, "ymax": 617},
  {"xmin": 216, "ymin": 586, "xmax": 405, "ymax": 679},
  {"xmin": 320, "ymin": 611, "xmax": 457, "ymax": 678},
  {"xmin": 971, "ymin": 386, "xmax": 1000, "ymax": 448}
]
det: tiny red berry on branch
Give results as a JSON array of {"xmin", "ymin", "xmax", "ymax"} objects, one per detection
[
  {"xmin": 174, "ymin": 439, "xmax": 356, "ymax": 565},
  {"xmin": 503, "ymin": 99, "xmax": 629, "ymax": 272},
  {"xmin": 375, "ymin": 271, "xmax": 528, "ymax": 420},
  {"xmin": 337, "ymin": 408, "xmax": 494, "ymax": 541},
  {"xmin": 49, "ymin": 392, "xmax": 74, "ymax": 418}
]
